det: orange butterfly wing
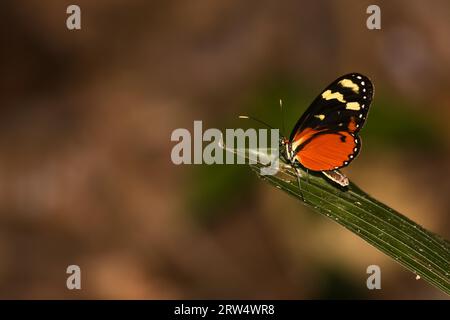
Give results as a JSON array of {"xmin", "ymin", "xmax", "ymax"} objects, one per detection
[{"xmin": 293, "ymin": 131, "xmax": 359, "ymax": 171}]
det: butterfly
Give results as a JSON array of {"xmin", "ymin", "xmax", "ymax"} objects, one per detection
[
  {"xmin": 241, "ymin": 73, "xmax": 373, "ymax": 189},
  {"xmin": 280, "ymin": 73, "xmax": 374, "ymax": 187}
]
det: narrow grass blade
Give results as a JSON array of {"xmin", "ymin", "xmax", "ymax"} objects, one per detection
[{"xmin": 222, "ymin": 143, "xmax": 450, "ymax": 295}]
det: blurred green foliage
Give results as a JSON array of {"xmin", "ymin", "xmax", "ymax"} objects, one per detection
[
  {"xmin": 364, "ymin": 95, "xmax": 445, "ymax": 152},
  {"xmin": 187, "ymin": 164, "xmax": 255, "ymax": 224},
  {"xmin": 316, "ymin": 267, "xmax": 368, "ymax": 299}
]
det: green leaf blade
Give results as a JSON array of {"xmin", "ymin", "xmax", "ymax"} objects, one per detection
[{"xmin": 246, "ymin": 156, "xmax": 450, "ymax": 295}]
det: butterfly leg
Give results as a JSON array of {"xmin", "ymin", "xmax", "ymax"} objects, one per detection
[
  {"xmin": 322, "ymin": 169, "xmax": 349, "ymax": 187},
  {"xmin": 305, "ymin": 168, "xmax": 311, "ymax": 191},
  {"xmin": 294, "ymin": 167, "xmax": 305, "ymax": 201}
]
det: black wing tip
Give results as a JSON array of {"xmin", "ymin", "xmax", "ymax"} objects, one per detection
[
  {"xmin": 342, "ymin": 72, "xmax": 371, "ymax": 80},
  {"xmin": 344, "ymin": 72, "xmax": 374, "ymax": 94}
]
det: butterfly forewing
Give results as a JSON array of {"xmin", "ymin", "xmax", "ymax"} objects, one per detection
[
  {"xmin": 290, "ymin": 73, "xmax": 373, "ymax": 140},
  {"xmin": 289, "ymin": 73, "xmax": 373, "ymax": 171}
]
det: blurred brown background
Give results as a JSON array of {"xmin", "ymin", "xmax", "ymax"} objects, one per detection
[{"xmin": 0, "ymin": 0, "xmax": 449, "ymax": 299}]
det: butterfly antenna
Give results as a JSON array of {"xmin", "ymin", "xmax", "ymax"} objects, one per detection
[
  {"xmin": 238, "ymin": 115, "xmax": 275, "ymax": 130},
  {"xmin": 279, "ymin": 99, "xmax": 286, "ymax": 137}
]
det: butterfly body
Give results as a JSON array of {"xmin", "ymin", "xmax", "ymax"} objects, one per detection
[{"xmin": 281, "ymin": 73, "xmax": 374, "ymax": 187}]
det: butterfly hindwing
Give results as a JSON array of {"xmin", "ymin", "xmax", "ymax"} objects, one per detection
[
  {"xmin": 289, "ymin": 73, "xmax": 373, "ymax": 171},
  {"xmin": 293, "ymin": 130, "xmax": 361, "ymax": 171}
]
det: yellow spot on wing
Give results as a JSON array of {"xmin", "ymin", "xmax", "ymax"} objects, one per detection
[
  {"xmin": 322, "ymin": 90, "xmax": 346, "ymax": 103},
  {"xmin": 339, "ymin": 79, "xmax": 360, "ymax": 93},
  {"xmin": 346, "ymin": 102, "xmax": 360, "ymax": 110},
  {"xmin": 314, "ymin": 114, "xmax": 325, "ymax": 120}
]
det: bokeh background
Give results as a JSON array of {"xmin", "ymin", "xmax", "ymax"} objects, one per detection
[{"xmin": 0, "ymin": 0, "xmax": 449, "ymax": 299}]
